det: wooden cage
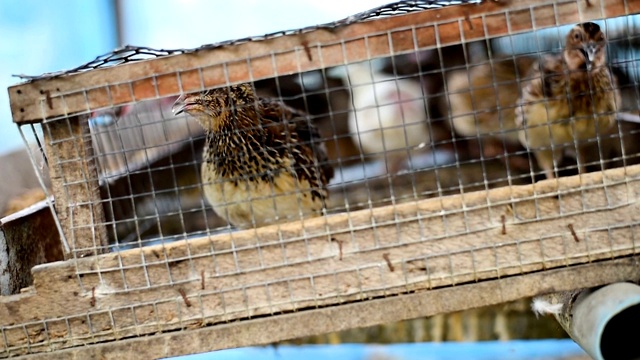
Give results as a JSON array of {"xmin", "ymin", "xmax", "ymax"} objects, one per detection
[{"xmin": 2, "ymin": 0, "xmax": 640, "ymax": 358}]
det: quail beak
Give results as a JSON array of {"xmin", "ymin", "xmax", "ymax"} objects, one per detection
[
  {"xmin": 172, "ymin": 94, "xmax": 190, "ymax": 115},
  {"xmin": 581, "ymin": 43, "xmax": 598, "ymax": 70}
]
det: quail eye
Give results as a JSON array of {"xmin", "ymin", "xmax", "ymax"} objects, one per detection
[{"xmin": 573, "ymin": 32, "xmax": 582, "ymax": 41}]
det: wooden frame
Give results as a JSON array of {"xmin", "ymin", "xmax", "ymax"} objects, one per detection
[
  {"xmin": 2, "ymin": 0, "xmax": 640, "ymax": 357},
  {"xmin": 43, "ymin": 116, "xmax": 109, "ymax": 258},
  {"xmin": 18, "ymin": 256, "xmax": 640, "ymax": 359}
]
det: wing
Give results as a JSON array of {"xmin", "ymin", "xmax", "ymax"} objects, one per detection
[
  {"xmin": 515, "ymin": 55, "xmax": 565, "ymax": 127},
  {"xmin": 259, "ymin": 98, "xmax": 334, "ymax": 192}
]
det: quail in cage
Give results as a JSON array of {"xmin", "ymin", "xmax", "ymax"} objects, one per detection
[
  {"xmin": 515, "ymin": 22, "xmax": 621, "ymax": 179},
  {"xmin": 344, "ymin": 61, "xmax": 431, "ymax": 173},
  {"xmin": 445, "ymin": 56, "xmax": 536, "ymax": 170},
  {"xmin": 172, "ymin": 83, "xmax": 334, "ymax": 229}
]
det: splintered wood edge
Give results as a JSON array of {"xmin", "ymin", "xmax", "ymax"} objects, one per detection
[
  {"xmin": 9, "ymin": 0, "xmax": 634, "ymax": 123},
  {"xmin": 18, "ymin": 256, "xmax": 640, "ymax": 360},
  {"xmin": 0, "ymin": 199, "xmax": 50, "ymax": 226}
]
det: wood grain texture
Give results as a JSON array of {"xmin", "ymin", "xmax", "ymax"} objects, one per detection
[
  {"xmin": 13, "ymin": 256, "xmax": 640, "ymax": 360},
  {"xmin": 8, "ymin": 0, "xmax": 632, "ymax": 123},
  {"xmin": 0, "ymin": 200, "xmax": 63, "ymax": 295},
  {"xmin": 43, "ymin": 116, "xmax": 108, "ymax": 258},
  {"xmin": 1, "ymin": 163, "xmax": 640, "ymax": 356}
]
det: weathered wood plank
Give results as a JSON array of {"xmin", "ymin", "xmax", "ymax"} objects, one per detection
[
  {"xmin": 0, "ymin": 200, "xmax": 63, "ymax": 295},
  {"xmin": 43, "ymin": 116, "xmax": 108, "ymax": 258},
  {"xmin": 1, "ymin": 163, "xmax": 639, "ymax": 356},
  {"xmin": 16, "ymin": 256, "xmax": 640, "ymax": 360},
  {"xmin": 8, "ymin": 0, "xmax": 630, "ymax": 123}
]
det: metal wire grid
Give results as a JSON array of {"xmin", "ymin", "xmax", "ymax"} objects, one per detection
[
  {"xmin": 11, "ymin": 35, "xmax": 640, "ymax": 264},
  {"xmin": 14, "ymin": 12, "xmax": 640, "ymax": 253},
  {"xmin": 89, "ymin": 101, "xmax": 211, "ymax": 248},
  {"xmin": 5, "ymin": 7, "xmax": 640, "ymax": 358}
]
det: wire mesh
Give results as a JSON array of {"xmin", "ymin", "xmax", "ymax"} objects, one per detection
[{"xmin": 4, "ymin": 0, "xmax": 640, "ymax": 357}]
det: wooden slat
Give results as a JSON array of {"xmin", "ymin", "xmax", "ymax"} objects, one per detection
[
  {"xmin": 16, "ymin": 256, "xmax": 640, "ymax": 360},
  {"xmin": 43, "ymin": 116, "xmax": 108, "ymax": 258},
  {"xmin": 0, "ymin": 200, "xmax": 63, "ymax": 295},
  {"xmin": 8, "ymin": 0, "xmax": 633, "ymax": 123},
  {"xmin": 1, "ymin": 163, "xmax": 640, "ymax": 356}
]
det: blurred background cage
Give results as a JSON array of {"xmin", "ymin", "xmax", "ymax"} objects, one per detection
[{"xmin": 2, "ymin": 0, "xmax": 640, "ymax": 358}]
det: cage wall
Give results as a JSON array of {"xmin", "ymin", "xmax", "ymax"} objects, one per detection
[{"xmin": 21, "ymin": 12, "xmax": 640, "ymax": 253}]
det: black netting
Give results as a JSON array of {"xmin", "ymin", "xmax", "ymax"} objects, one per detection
[
  {"xmin": 13, "ymin": 0, "xmax": 481, "ymax": 81},
  {"xmin": 12, "ymin": 46, "xmax": 187, "ymax": 81},
  {"xmin": 337, "ymin": 0, "xmax": 480, "ymax": 23}
]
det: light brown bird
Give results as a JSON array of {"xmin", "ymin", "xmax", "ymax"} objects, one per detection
[
  {"xmin": 515, "ymin": 22, "xmax": 621, "ymax": 179},
  {"xmin": 172, "ymin": 84, "xmax": 334, "ymax": 229},
  {"xmin": 445, "ymin": 56, "xmax": 536, "ymax": 167}
]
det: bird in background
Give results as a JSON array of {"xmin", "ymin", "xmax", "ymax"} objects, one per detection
[
  {"xmin": 515, "ymin": 22, "xmax": 621, "ymax": 180},
  {"xmin": 445, "ymin": 56, "xmax": 536, "ymax": 171},
  {"xmin": 343, "ymin": 61, "xmax": 431, "ymax": 173},
  {"xmin": 172, "ymin": 83, "xmax": 334, "ymax": 229}
]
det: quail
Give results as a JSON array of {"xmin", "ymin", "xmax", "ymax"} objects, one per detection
[
  {"xmin": 172, "ymin": 83, "xmax": 334, "ymax": 228},
  {"xmin": 515, "ymin": 22, "xmax": 621, "ymax": 179}
]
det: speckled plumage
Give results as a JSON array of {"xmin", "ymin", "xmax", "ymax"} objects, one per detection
[
  {"xmin": 515, "ymin": 22, "xmax": 621, "ymax": 179},
  {"xmin": 173, "ymin": 84, "xmax": 333, "ymax": 228}
]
